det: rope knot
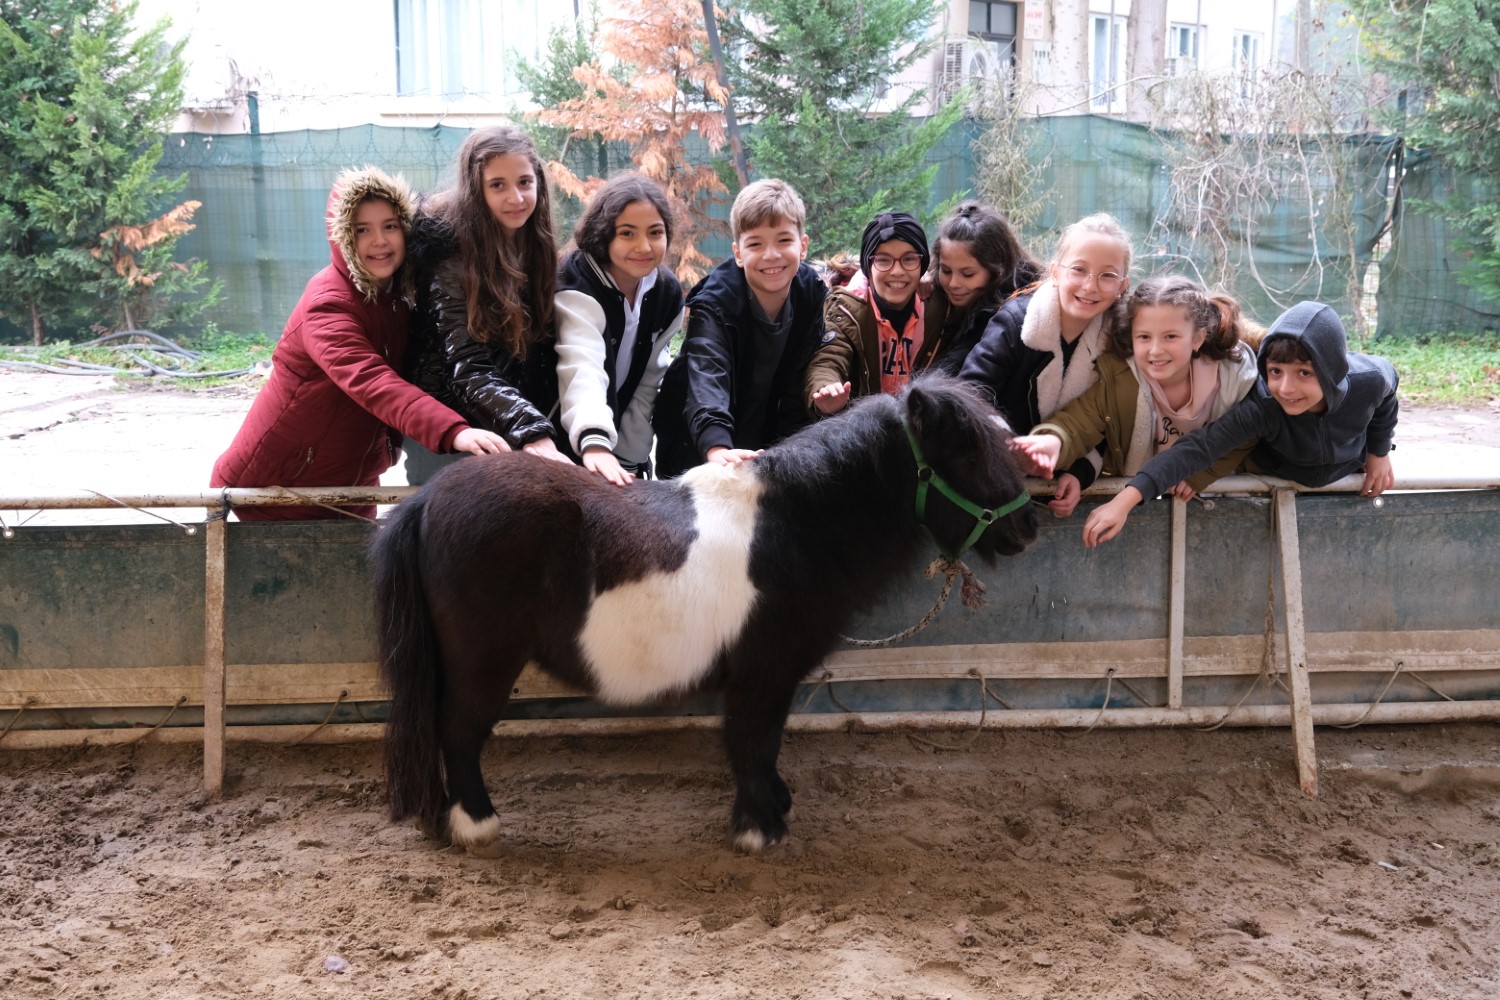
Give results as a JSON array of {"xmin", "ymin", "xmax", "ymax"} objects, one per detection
[{"xmin": 928, "ymin": 557, "xmax": 987, "ymax": 611}]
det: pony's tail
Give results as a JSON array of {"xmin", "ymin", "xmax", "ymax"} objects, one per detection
[{"xmin": 372, "ymin": 492, "xmax": 446, "ymax": 834}]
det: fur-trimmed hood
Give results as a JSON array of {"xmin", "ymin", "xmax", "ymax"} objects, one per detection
[{"xmin": 326, "ymin": 166, "xmax": 417, "ymax": 304}]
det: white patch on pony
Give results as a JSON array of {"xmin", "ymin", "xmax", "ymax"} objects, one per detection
[
  {"xmin": 579, "ymin": 463, "xmax": 763, "ymax": 703},
  {"xmin": 447, "ymin": 803, "xmax": 501, "ymax": 846},
  {"xmin": 988, "ymin": 413, "xmax": 1014, "ymax": 434}
]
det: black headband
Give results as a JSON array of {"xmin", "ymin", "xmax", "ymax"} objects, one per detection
[{"xmin": 860, "ymin": 212, "xmax": 930, "ymax": 278}]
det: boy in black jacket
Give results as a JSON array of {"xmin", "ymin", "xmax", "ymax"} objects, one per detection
[
  {"xmin": 653, "ymin": 180, "xmax": 827, "ymax": 478},
  {"xmin": 1077, "ymin": 300, "xmax": 1399, "ymax": 547}
]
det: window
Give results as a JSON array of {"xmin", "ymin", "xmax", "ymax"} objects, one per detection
[
  {"xmin": 1090, "ymin": 12, "xmax": 1127, "ymax": 112},
  {"xmin": 1232, "ymin": 30, "xmax": 1262, "ymax": 97},
  {"xmin": 1167, "ymin": 23, "xmax": 1200, "ymax": 76},
  {"xmin": 395, "ymin": 0, "xmax": 488, "ymax": 97},
  {"xmin": 968, "ymin": 0, "xmax": 1019, "ymax": 73}
]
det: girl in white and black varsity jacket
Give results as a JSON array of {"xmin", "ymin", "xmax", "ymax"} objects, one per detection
[{"xmin": 554, "ymin": 173, "xmax": 685, "ymax": 483}]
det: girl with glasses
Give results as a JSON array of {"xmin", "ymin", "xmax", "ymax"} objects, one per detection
[{"xmin": 805, "ymin": 211, "xmax": 943, "ymax": 416}]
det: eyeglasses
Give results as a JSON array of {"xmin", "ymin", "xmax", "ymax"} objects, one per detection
[
  {"xmin": 871, "ymin": 253, "xmax": 923, "ymax": 272},
  {"xmin": 1062, "ymin": 264, "xmax": 1125, "ymax": 293}
]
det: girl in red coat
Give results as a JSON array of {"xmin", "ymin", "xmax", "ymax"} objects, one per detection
[{"xmin": 211, "ymin": 166, "xmax": 508, "ymax": 520}]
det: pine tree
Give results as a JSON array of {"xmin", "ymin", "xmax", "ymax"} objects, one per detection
[
  {"xmin": 539, "ymin": 0, "xmax": 729, "ymax": 286},
  {"xmin": 723, "ymin": 0, "xmax": 961, "ymax": 257},
  {"xmin": 0, "ymin": 0, "xmax": 217, "ymax": 344},
  {"xmin": 1347, "ymin": 0, "xmax": 1500, "ymax": 302}
]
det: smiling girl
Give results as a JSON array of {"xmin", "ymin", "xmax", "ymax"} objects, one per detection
[
  {"xmin": 959, "ymin": 212, "xmax": 1133, "ymax": 508},
  {"xmin": 211, "ymin": 166, "xmax": 507, "ymax": 520},
  {"xmin": 1010, "ymin": 274, "xmax": 1263, "ymax": 516},
  {"xmin": 554, "ymin": 173, "xmax": 684, "ymax": 484},
  {"xmin": 925, "ymin": 201, "xmax": 1041, "ymax": 376},
  {"xmin": 403, "ymin": 125, "xmax": 570, "ymax": 483},
  {"xmin": 805, "ymin": 211, "xmax": 939, "ymax": 416}
]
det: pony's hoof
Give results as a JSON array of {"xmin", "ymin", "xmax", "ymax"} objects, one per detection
[
  {"xmin": 447, "ymin": 804, "xmax": 502, "ymax": 848},
  {"xmin": 732, "ymin": 827, "xmax": 786, "ymax": 854},
  {"xmin": 465, "ymin": 838, "xmax": 505, "ymax": 859}
]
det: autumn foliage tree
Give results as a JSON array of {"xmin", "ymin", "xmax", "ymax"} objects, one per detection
[{"xmin": 539, "ymin": 0, "xmax": 729, "ymax": 285}]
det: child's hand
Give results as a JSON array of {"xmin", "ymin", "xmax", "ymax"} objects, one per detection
[
  {"xmin": 917, "ymin": 272, "xmax": 934, "ymax": 301},
  {"xmin": 1168, "ymin": 481, "xmax": 1197, "ymax": 502},
  {"xmin": 811, "ymin": 382, "xmax": 852, "ymax": 415},
  {"xmin": 1361, "ymin": 453, "xmax": 1394, "ymax": 497},
  {"xmin": 1048, "ymin": 473, "xmax": 1082, "ymax": 517},
  {"xmin": 1082, "ymin": 487, "xmax": 1143, "ymax": 548},
  {"xmin": 706, "ymin": 446, "xmax": 761, "ymax": 467},
  {"xmin": 522, "ymin": 437, "xmax": 574, "ymax": 466},
  {"xmin": 582, "ymin": 445, "xmax": 634, "ymax": 486},
  {"xmin": 451, "ymin": 428, "xmax": 511, "ymax": 455},
  {"xmin": 1010, "ymin": 434, "xmax": 1061, "ymax": 478}
]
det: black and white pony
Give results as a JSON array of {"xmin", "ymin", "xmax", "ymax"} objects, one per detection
[{"xmin": 372, "ymin": 375, "xmax": 1039, "ymax": 853}]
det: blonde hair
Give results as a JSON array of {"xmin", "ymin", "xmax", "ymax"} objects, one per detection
[
  {"xmin": 1051, "ymin": 212, "xmax": 1133, "ymax": 275},
  {"xmin": 731, "ymin": 179, "xmax": 806, "ymax": 241}
]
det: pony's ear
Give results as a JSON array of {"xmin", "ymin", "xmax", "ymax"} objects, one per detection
[{"xmin": 905, "ymin": 380, "xmax": 949, "ymax": 439}]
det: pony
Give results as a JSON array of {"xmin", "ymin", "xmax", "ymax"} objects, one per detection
[{"xmin": 373, "ymin": 374, "xmax": 1040, "ymax": 854}]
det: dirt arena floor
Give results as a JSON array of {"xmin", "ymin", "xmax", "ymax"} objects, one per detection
[
  {"xmin": 3, "ymin": 371, "xmax": 1500, "ymax": 998},
  {"xmin": 3, "ymin": 726, "xmax": 1500, "ymax": 999}
]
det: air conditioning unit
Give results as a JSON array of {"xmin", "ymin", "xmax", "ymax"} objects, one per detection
[
  {"xmin": 940, "ymin": 38, "xmax": 970, "ymax": 102},
  {"xmin": 1166, "ymin": 56, "xmax": 1196, "ymax": 78},
  {"xmin": 939, "ymin": 37, "xmax": 1011, "ymax": 103}
]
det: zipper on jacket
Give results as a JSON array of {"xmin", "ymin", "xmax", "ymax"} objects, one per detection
[{"xmin": 289, "ymin": 447, "xmax": 314, "ymax": 483}]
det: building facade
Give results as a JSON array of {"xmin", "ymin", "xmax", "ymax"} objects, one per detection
[{"xmin": 137, "ymin": 0, "xmax": 1288, "ymax": 134}]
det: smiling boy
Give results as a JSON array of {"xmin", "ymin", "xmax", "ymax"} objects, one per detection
[
  {"xmin": 653, "ymin": 179, "xmax": 828, "ymax": 478},
  {"xmin": 1081, "ymin": 300, "xmax": 1399, "ymax": 547}
]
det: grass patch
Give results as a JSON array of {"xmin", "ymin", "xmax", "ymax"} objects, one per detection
[
  {"xmin": 1352, "ymin": 331, "xmax": 1500, "ymax": 407},
  {"xmin": 0, "ymin": 326, "xmax": 274, "ymax": 387}
]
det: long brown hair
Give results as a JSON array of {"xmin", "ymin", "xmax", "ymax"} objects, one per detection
[{"xmin": 430, "ymin": 125, "xmax": 557, "ymax": 356}]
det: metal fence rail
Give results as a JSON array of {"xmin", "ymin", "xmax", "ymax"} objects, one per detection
[{"xmin": 3, "ymin": 476, "xmax": 1499, "ymax": 803}]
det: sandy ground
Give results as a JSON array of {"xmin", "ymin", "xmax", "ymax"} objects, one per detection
[
  {"xmin": 3, "ymin": 371, "xmax": 1500, "ymax": 998},
  {"xmin": 3, "ymin": 728, "xmax": 1500, "ymax": 999}
]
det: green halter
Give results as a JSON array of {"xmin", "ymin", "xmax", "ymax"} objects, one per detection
[{"xmin": 905, "ymin": 419, "xmax": 1031, "ymax": 560}]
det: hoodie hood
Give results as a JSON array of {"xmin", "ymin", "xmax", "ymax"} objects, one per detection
[
  {"xmin": 326, "ymin": 166, "xmax": 416, "ymax": 304},
  {"xmin": 1258, "ymin": 301, "xmax": 1350, "ymax": 411}
]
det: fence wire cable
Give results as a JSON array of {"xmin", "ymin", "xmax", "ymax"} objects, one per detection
[
  {"xmin": 293, "ymin": 690, "xmax": 349, "ymax": 745},
  {"xmin": 127, "ymin": 695, "xmax": 188, "ymax": 745},
  {"xmin": 1331, "ymin": 660, "xmax": 1407, "ymax": 730},
  {"xmin": 83, "ymin": 490, "xmax": 199, "ymax": 534},
  {"xmin": 0, "ymin": 697, "xmax": 38, "ymax": 743}
]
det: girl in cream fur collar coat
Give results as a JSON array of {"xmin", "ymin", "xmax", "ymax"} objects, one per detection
[{"xmin": 960, "ymin": 213, "xmax": 1134, "ymax": 513}]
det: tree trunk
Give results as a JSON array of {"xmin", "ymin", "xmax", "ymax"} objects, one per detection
[
  {"xmin": 29, "ymin": 294, "xmax": 44, "ymax": 346},
  {"xmin": 1126, "ymin": 0, "xmax": 1169, "ymax": 123},
  {"xmin": 701, "ymin": 0, "xmax": 749, "ymax": 188}
]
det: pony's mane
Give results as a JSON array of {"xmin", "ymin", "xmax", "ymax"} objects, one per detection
[{"xmin": 754, "ymin": 392, "xmax": 906, "ymax": 492}]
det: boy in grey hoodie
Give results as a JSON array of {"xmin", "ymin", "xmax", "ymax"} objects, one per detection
[{"xmin": 1076, "ymin": 300, "xmax": 1399, "ymax": 547}]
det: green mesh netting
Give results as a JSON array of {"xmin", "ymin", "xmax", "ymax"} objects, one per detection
[{"xmin": 137, "ymin": 118, "xmax": 1499, "ymax": 339}]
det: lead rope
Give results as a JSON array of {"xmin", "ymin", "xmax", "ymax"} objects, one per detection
[{"xmin": 840, "ymin": 556, "xmax": 987, "ymax": 648}]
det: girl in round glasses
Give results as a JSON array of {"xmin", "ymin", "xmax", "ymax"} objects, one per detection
[
  {"xmin": 960, "ymin": 212, "xmax": 1132, "ymax": 514},
  {"xmin": 805, "ymin": 212, "xmax": 940, "ymax": 415}
]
